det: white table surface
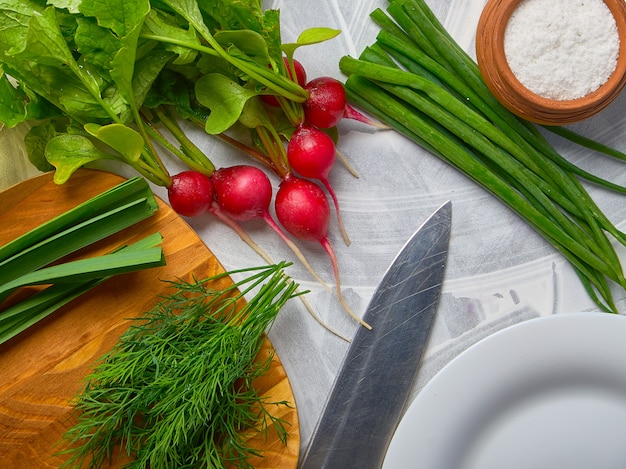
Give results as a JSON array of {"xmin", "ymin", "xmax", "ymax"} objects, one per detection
[{"xmin": 3, "ymin": 0, "xmax": 626, "ymax": 462}]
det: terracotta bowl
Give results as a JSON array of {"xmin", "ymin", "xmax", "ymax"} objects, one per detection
[{"xmin": 476, "ymin": 0, "xmax": 626, "ymax": 125}]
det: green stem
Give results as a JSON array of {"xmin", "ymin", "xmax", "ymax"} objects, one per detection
[
  {"xmin": 215, "ymin": 131, "xmax": 276, "ymax": 172},
  {"xmin": 344, "ymin": 74, "xmax": 622, "ymax": 310},
  {"xmin": 255, "ymin": 126, "xmax": 290, "ymax": 179},
  {"xmin": 340, "ymin": 55, "xmax": 624, "ymax": 276},
  {"xmin": 545, "ymin": 126, "xmax": 626, "ymax": 162},
  {"xmin": 369, "ymin": 3, "xmax": 626, "ymax": 270},
  {"xmin": 339, "ymin": 0, "xmax": 626, "ymax": 310},
  {"xmin": 276, "ymin": 95, "xmax": 305, "ymax": 127},
  {"xmin": 132, "ymin": 152, "xmax": 172, "ymax": 187},
  {"xmin": 140, "ymin": 33, "xmax": 308, "ymax": 102},
  {"xmin": 152, "ymin": 106, "xmax": 215, "ymax": 174}
]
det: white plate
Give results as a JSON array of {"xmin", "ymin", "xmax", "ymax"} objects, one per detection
[{"xmin": 382, "ymin": 312, "xmax": 626, "ymax": 469}]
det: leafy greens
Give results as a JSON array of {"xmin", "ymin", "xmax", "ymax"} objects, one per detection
[{"xmin": 0, "ymin": 0, "xmax": 339, "ymax": 186}]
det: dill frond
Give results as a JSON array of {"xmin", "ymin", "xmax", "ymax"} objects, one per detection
[{"xmin": 60, "ymin": 262, "xmax": 300, "ymax": 469}]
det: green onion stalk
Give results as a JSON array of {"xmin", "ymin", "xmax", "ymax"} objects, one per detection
[{"xmin": 340, "ymin": 0, "xmax": 626, "ymax": 313}]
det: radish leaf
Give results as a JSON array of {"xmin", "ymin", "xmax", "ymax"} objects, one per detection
[
  {"xmin": 195, "ymin": 73, "xmax": 259, "ymax": 134},
  {"xmin": 24, "ymin": 123, "xmax": 57, "ymax": 172},
  {"xmin": 3, "ymin": 6, "xmax": 107, "ymax": 120},
  {"xmin": 239, "ymin": 96, "xmax": 273, "ymax": 130},
  {"xmin": 46, "ymin": 134, "xmax": 117, "ymax": 184},
  {"xmin": 143, "ymin": 9, "xmax": 200, "ymax": 65},
  {"xmin": 0, "ymin": 74, "xmax": 26, "ymax": 127},
  {"xmin": 79, "ymin": 0, "xmax": 151, "ymax": 120},
  {"xmin": 160, "ymin": 0, "xmax": 212, "ymax": 39},
  {"xmin": 215, "ymin": 29, "xmax": 271, "ymax": 65},
  {"xmin": 48, "ymin": 0, "xmax": 80, "ymax": 14},
  {"xmin": 84, "ymin": 123, "xmax": 144, "ymax": 162},
  {"xmin": 282, "ymin": 27, "xmax": 341, "ymax": 58}
]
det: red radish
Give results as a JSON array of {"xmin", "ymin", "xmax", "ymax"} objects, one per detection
[
  {"xmin": 303, "ymin": 76, "xmax": 390, "ymax": 129},
  {"xmin": 167, "ymin": 171, "xmax": 214, "ymax": 217},
  {"xmin": 275, "ymin": 177, "xmax": 330, "ymax": 242},
  {"xmin": 211, "ymin": 165, "xmax": 330, "ymax": 291},
  {"xmin": 287, "ymin": 124, "xmax": 350, "ymax": 245},
  {"xmin": 211, "ymin": 165, "xmax": 272, "ymax": 221},
  {"xmin": 275, "ymin": 177, "xmax": 370, "ymax": 329},
  {"xmin": 288, "ymin": 124, "xmax": 335, "ymax": 182},
  {"xmin": 262, "ymin": 57, "xmax": 307, "ymax": 107},
  {"xmin": 303, "ymin": 76, "xmax": 346, "ymax": 128}
]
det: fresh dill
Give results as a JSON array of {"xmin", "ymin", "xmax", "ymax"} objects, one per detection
[{"xmin": 60, "ymin": 262, "xmax": 300, "ymax": 469}]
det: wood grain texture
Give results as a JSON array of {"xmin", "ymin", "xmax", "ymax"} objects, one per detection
[{"xmin": 0, "ymin": 169, "xmax": 299, "ymax": 469}]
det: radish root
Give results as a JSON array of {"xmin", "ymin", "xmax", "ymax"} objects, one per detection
[
  {"xmin": 335, "ymin": 148, "xmax": 360, "ymax": 179},
  {"xmin": 321, "ymin": 238, "xmax": 372, "ymax": 330},
  {"xmin": 262, "ymin": 214, "xmax": 332, "ymax": 294},
  {"xmin": 209, "ymin": 205, "xmax": 351, "ymax": 341},
  {"xmin": 321, "ymin": 179, "xmax": 351, "ymax": 247},
  {"xmin": 344, "ymin": 103, "xmax": 391, "ymax": 129}
]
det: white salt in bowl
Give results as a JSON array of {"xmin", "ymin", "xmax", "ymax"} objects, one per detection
[{"xmin": 476, "ymin": 0, "xmax": 626, "ymax": 125}]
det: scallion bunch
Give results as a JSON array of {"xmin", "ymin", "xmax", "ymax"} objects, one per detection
[
  {"xmin": 0, "ymin": 176, "xmax": 164, "ymax": 344},
  {"xmin": 340, "ymin": 0, "xmax": 626, "ymax": 313}
]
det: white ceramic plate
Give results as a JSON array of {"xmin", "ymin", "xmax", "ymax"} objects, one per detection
[{"xmin": 382, "ymin": 312, "xmax": 626, "ymax": 469}]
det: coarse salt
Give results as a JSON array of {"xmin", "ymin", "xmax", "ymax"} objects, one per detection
[{"xmin": 504, "ymin": 0, "xmax": 620, "ymax": 100}]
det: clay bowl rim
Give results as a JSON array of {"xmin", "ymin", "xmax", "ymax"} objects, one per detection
[{"xmin": 476, "ymin": 0, "xmax": 626, "ymax": 125}]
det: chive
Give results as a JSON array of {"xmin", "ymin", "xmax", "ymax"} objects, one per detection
[
  {"xmin": 545, "ymin": 126, "xmax": 626, "ymax": 163},
  {"xmin": 341, "ymin": 0, "xmax": 626, "ymax": 313},
  {"xmin": 343, "ymin": 72, "xmax": 620, "ymax": 311},
  {"xmin": 389, "ymin": 0, "xmax": 626, "ymax": 196},
  {"xmin": 341, "ymin": 55, "xmax": 625, "ymax": 279},
  {"xmin": 370, "ymin": 8, "xmax": 411, "ymax": 43},
  {"xmin": 376, "ymin": 8, "xmax": 626, "ymax": 196},
  {"xmin": 372, "ymin": 31, "xmax": 626, "ymax": 250},
  {"xmin": 354, "ymin": 80, "xmax": 616, "ymax": 311}
]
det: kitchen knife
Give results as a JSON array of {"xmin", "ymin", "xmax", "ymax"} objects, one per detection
[{"xmin": 298, "ymin": 200, "xmax": 451, "ymax": 469}]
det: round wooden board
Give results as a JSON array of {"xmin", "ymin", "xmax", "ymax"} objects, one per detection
[{"xmin": 0, "ymin": 169, "xmax": 299, "ymax": 468}]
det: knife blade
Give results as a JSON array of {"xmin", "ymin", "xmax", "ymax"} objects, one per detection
[{"xmin": 298, "ymin": 201, "xmax": 451, "ymax": 469}]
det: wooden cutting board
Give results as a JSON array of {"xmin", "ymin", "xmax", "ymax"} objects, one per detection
[{"xmin": 0, "ymin": 169, "xmax": 299, "ymax": 468}]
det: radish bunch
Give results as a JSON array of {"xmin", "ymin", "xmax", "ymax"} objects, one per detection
[
  {"xmin": 164, "ymin": 49, "xmax": 384, "ymax": 333},
  {"xmin": 167, "ymin": 164, "xmax": 370, "ymax": 330},
  {"xmin": 163, "ymin": 56, "xmax": 384, "ymax": 331},
  {"xmin": 20, "ymin": 0, "xmax": 384, "ymax": 333}
]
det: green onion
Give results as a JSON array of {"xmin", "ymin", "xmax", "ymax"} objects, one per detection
[
  {"xmin": 0, "ymin": 237, "xmax": 164, "ymax": 299},
  {"xmin": 544, "ymin": 125, "xmax": 626, "ymax": 164},
  {"xmin": 340, "ymin": 0, "xmax": 626, "ymax": 313},
  {"xmin": 0, "ymin": 280, "xmax": 104, "ymax": 345},
  {"xmin": 0, "ymin": 233, "xmax": 165, "ymax": 345},
  {"xmin": 0, "ymin": 177, "xmax": 165, "ymax": 343},
  {"xmin": 0, "ymin": 176, "xmax": 158, "ymax": 285}
]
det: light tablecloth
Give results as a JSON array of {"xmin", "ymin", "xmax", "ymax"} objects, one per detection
[{"xmin": 3, "ymin": 0, "xmax": 626, "ymax": 461}]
